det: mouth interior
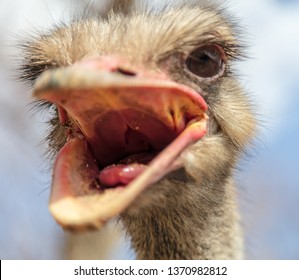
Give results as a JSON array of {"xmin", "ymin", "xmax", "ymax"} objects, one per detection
[{"xmin": 69, "ymin": 107, "xmax": 187, "ymax": 190}]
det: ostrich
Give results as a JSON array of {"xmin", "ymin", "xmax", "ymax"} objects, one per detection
[{"xmin": 19, "ymin": 0, "xmax": 256, "ymax": 259}]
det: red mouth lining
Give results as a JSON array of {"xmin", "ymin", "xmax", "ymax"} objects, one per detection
[
  {"xmin": 79, "ymin": 108, "xmax": 188, "ymax": 166},
  {"xmin": 65, "ymin": 108, "xmax": 187, "ymax": 190}
]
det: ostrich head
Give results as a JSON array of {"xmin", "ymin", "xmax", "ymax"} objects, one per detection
[{"xmin": 19, "ymin": 0, "xmax": 256, "ymax": 259}]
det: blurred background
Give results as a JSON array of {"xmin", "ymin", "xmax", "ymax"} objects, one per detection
[{"xmin": 0, "ymin": 0, "xmax": 298, "ymax": 259}]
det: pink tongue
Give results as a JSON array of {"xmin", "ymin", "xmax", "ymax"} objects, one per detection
[{"xmin": 99, "ymin": 164, "xmax": 147, "ymax": 187}]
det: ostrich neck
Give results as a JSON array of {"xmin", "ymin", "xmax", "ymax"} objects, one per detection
[{"xmin": 121, "ymin": 177, "xmax": 243, "ymax": 259}]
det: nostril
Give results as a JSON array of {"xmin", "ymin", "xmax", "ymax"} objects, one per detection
[{"xmin": 114, "ymin": 67, "xmax": 137, "ymax": 76}]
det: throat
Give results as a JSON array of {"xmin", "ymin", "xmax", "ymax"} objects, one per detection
[
  {"xmin": 121, "ymin": 209, "xmax": 201, "ymax": 259},
  {"xmin": 120, "ymin": 179, "xmax": 200, "ymax": 259},
  {"xmin": 120, "ymin": 178, "xmax": 244, "ymax": 260}
]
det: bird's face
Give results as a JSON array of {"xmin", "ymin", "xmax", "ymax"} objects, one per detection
[{"xmin": 19, "ymin": 5, "xmax": 255, "ymax": 231}]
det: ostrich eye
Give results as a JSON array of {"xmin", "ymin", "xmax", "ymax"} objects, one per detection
[{"xmin": 186, "ymin": 45, "xmax": 224, "ymax": 78}]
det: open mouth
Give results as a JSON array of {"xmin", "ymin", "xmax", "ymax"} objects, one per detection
[{"xmin": 33, "ymin": 65, "xmax": 208, "ymax": 231}]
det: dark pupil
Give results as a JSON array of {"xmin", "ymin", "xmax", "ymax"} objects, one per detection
[
  {"xmin": 186, "ymin": 46, "xmax": 222, "ymax": 78},
  {"xmin": 198, "ymin": 54, "xmax": 210, "ymax": 64}
]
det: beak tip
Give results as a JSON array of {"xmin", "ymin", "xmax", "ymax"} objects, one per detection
[{"xmin": 49, "ymin": 198, "xmax": 106, "ymax": 231}]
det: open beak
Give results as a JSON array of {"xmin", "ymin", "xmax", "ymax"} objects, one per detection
[{"xmin": 33, "ymin": 58, "xmax": 208, "ymax": 231}]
